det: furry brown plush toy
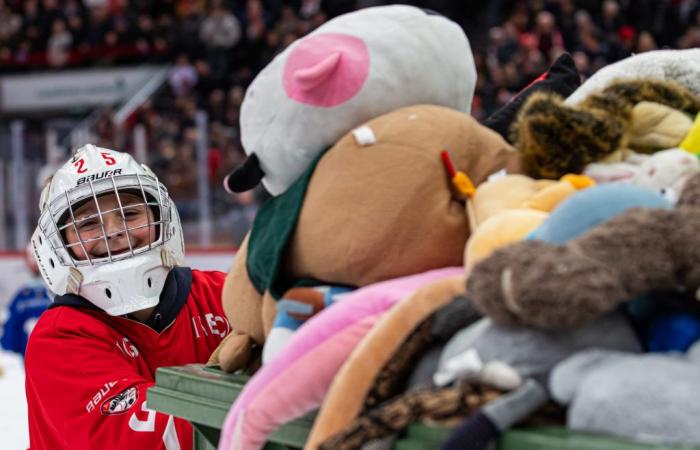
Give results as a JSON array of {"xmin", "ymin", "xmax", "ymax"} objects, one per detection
[
  {"xmin": 514, "ymin": 78, "xmax": 700, "ymax": 179},
  {"xmin": 466, "ymin": 172, "xmax": 700, "ymax": 330}
]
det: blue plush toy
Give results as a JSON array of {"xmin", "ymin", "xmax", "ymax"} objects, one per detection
[
  {"xmin": 527, "ymin": 183, "xmax": 671, "ymax": 243},
  {"xmin": 262, "ymin": 285, "xmax": 353, "ymax": 364}
]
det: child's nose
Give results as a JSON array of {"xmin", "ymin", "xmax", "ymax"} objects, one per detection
[{"xmin": 103, "ymin": 214, "xmax": 127, "ymax": 238}]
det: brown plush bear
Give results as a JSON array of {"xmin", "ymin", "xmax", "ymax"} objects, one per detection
[
  {"xmin": 214, "ymin": 104, "xmax": 522, "ymax": 372},
  {"xmin": 466, "ymin": 172, "xmax": 700, "ymax": 330}
]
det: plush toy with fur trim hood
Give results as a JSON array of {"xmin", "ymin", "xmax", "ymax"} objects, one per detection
[
  {"xmin": 466, "ymin": 172, "xmax": 700, "ymax": 330},
  {"xmin": 514, "ymin": 77, "xmax": 700, "ymax": 179}
]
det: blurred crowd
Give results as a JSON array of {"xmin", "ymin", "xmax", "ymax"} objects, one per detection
[{"xmin": 2, "ymin": 0, "xmax": 699, "ymax": 245}]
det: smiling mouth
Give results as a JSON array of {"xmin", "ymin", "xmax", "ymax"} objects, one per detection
[{"xmin": 95, "ymin": 247, "xmax": 131, "ymax": 258}]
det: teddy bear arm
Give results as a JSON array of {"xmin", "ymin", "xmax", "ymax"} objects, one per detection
[
  {"xmin": 580, "ymin": 209, "xmax": 692, "ymax": 296},
  {"xmin": 468, "ymin": 241, "xmax": 627, "ymax": 329}
]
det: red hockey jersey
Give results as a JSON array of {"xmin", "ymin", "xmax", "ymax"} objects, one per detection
[{"xmin": 25, "ymin": 267, "xmax": 230, "ymax": 450}]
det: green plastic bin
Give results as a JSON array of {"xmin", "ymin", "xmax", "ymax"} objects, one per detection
[{"xmin": 147, "ymin": 364, "xmax": 700, "ymax": 450}]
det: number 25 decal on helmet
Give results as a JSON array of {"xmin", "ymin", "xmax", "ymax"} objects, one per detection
[{"xmin": 31, "ymin": 144, "xmax": 185, "ymax": 316}]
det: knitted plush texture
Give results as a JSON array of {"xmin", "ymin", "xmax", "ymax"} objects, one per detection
[
  {"xmin": 514, "ymin": 78, "xmax": 700, "ymax": 179},
  {"xmin": 466, "ymin": 173, "xmax": 700, "ymax": 329}
]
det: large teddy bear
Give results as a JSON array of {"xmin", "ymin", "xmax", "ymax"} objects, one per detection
[
  {"xmin": 224, "ymin": 5, "xmax": 476, "ymax": 196},
  {"xmin": 216, "ymin": 105, "xmax": 522, "ymax": 372}
]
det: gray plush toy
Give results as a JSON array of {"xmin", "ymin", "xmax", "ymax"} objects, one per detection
[
  {"xmin": 550, "ymin": 342, "xmax": 700, "ymax": 445},
  {"xmin": 432, "ymin": 312, "xmax": 641, "ymax": 450}
]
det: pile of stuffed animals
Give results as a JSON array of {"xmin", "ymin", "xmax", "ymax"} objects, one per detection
[{"xmin": 206, "ymin": 5, "xmax": 700, "ymax": 450}]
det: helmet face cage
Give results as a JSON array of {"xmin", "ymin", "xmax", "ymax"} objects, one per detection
[{"xmin": 37, "ymin": 172, "xmax": 173, "ymax": 268}]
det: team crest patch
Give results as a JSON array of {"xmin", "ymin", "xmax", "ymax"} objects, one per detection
[{"xmin": 101, "ymin": 387, "xmax": 138, "ymax": 415}]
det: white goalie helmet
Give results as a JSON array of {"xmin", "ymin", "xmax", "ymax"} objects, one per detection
[{"xmin": 31, "ymin": 144, "xmax": 185, "ymax": 316}]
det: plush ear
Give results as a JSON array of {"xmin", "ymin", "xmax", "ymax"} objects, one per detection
[
  {"xmin": 224, "ymin": 154, "xmax": 265, "ymax": 194},
  {"xmin": 482, "ymin": 53, "xmax": 581, "ymax": 142},
  {"xmin": 584, "ymin": 160, "xmax": 640, "ymax": 183}
]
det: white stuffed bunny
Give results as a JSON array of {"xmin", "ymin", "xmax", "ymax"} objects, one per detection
[{"xmin": 584, "ymin": 148, "xmax": 700, "ymax": 203}]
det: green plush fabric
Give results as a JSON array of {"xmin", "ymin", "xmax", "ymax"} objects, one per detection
[{"xmin": 246, "ymin": 150, "xmax": 327, "ymax": 299}]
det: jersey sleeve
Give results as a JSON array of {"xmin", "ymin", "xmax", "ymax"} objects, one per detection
[
  {"xmin": 191, "ymin": 269, "xmax": 227, "ymax": 317},
  {"xmin": 25, "ymin": 313, "xmax": 193, "ymax": 450}
]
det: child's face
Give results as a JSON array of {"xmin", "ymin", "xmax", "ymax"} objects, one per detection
[{"xmin": 64, "ymin": 192, "xmax": 156, "ymax": 261}]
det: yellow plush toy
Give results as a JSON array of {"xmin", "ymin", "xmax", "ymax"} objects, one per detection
[
  {"xmin": 464, "ymin": 173, "xmax": 594, "ymax": 275},
  {"xmin": 681, "ymin": 112, "xmax": 700, "ymax": 155}
]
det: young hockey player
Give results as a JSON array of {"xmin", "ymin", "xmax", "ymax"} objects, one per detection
[{"xmin": 25, "ymin": 144, "xmax": 231, "ymax": 450}]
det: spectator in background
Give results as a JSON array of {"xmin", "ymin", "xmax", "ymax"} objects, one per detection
[
  {"xmin": 134, "ymin": 13, "xmax": 155, "ymax": 55},
  {"xmin": 165, "ymin": 140, "xmax": 200, "ymax": 221},
  {"xmin": 636, "ymin": 30, "xmax": 658, "ymax": 52},
  {"xmin": 169, "ymin": 53, "xmax": 199, "ymax": 97},
  {"xmin": 5, "ymin": 0, "xmax": 700, "ymax": 248},
  {"xmin": 199, "ymin": 0, "xmax": 241, "ymax": 82},
  {"xmin": 47, "ymin": 18, "xmax": 72, "ymax": 67},
  {"xmin": 1, "ymin": 245, "xmax": 52, "ymax": 360},
  {"xmin": 532, "ymin": 10, "xmax": 564, "ymax": 60}
]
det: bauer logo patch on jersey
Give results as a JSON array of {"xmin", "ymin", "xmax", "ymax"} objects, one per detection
[{"xmin": 101, "ymin": 387, "xmax": 138, "ymax": 415}]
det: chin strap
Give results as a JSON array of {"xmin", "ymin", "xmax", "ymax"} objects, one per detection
[
  {"xmin": 66, "ymin": 267, "xmax": 83, "ymax": 295},
  {"xmin": 160, "ymin": 247, "xmax": 178, "ymax": 268}
]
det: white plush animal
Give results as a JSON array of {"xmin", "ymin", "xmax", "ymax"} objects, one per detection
[
  {"xmin": 584, "ymin": 148, "xmax": 700, "ymax": 203},
  {"xmin": 566, "ymin": 49, "xmax": 700, "ymax": 105},
  {"xmin": 224, "ymin": 5, "xmax": 476, "ymax": 196}
]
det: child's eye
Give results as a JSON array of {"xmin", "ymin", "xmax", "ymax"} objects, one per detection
[
  {"xmin": 77, "ymin": 219, "xmax": 99, "ymax": 231},
  {"xmin": 124, "ymin": 210, "xmax": 142, "ymax": 219}
]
